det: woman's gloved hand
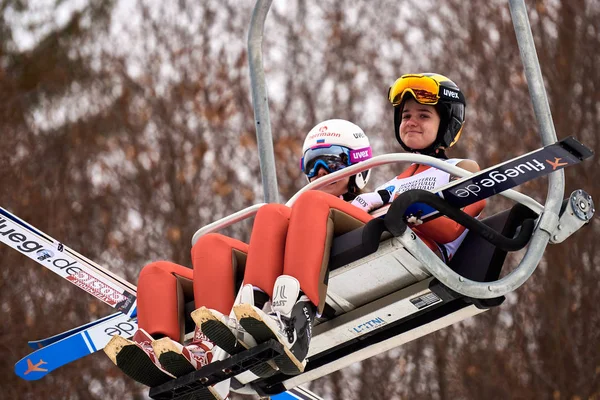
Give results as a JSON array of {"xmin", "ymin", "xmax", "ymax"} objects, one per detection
[{"xmin": 350, "ymin": 189, "xmax": 392, "ymax": 213}]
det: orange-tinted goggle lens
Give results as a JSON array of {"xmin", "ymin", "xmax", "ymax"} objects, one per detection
[{"xmin": 388, "ymin": 74, "xmax": 440, "ymax": 106}]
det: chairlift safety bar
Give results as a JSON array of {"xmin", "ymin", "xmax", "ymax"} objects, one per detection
[{"xmin": 191, "ymin": 154, "xmax": 545, "ymax": 245}]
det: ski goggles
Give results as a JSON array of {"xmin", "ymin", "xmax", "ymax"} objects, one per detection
[
  {"xmin": 389, "ymin": 74, "xmax": 448, "ymax": 106},
  {"xmin": 300, "ymin": 145, "xmax": 372, "ymax": 179}
]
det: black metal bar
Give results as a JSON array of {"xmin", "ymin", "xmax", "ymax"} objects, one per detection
[
  {"xmin": 149, "ymin": 340, "xmax": 284, "ymax": 400},
  {"xmin": 384, "ymin": 189, "xmax": 535, "ymax": 252}
]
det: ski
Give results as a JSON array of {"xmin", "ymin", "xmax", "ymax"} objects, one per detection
[
  {"xmin": 28, "ymin": 311, "xmax": 123, "ymax": 349},
  {"xmin": 0, "ymin": 207, "xmax": 138, "ymax": 317},
  {"xmin": 0, "ymin": 206, "xmax": 143, "ymax": 378},
  {"xmin": 373, "ymin": 136, "xmax": 593, "ymax": 220},
  {"xmin": 20, "ymin": 314, "xmax": 326, "ymax": 400},
  {"xmin": 15, "ymin": 312, "xmax": 138, "ymax": 380}
]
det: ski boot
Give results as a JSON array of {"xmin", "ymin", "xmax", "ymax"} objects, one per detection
[
  {"xmin": 191, "ymin": 284, "xmax": 278, "ymax": 377},
  {"xmin": 233, "ymin": 276, "xmax": 317, "ymax": 375},
  {"xmin": 104, "ymin": 328, "xmax": 176, "ymax": 387},
  {"xmin": 152, "ymin": 327, "xmax": 230, "ymax": 399},
  {"xmin": 151, "ymin": 326, "xmax": 213, "ymax": 377}
]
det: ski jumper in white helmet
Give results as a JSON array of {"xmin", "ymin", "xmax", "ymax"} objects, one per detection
[
  {"xmin": 139, "ymin": 118, "xmax": 373, "ymax": 349},
  {"xmin": 264, "ymin": 119, "xmax": 377, "ymax": 318},
  {"xmin": 215, "ymin": 119, "xmax": 379, "ymax": 375},
  {"xmin": 300, "ymin": 119, "xmax": 373, "ymax": 199}
]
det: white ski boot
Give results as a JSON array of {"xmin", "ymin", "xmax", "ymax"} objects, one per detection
[
  {"xmin": 233, "ymin": 276, "xmax": 317, "ymax": 375},
  {"xmin": 191, "ymin": 284, "xmax": 277, "ymax": 377}
]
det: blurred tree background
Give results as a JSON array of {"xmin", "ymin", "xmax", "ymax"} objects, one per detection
[{"xmin": 0, "ymin": 0, "xmax": 598, "ymax": 399}]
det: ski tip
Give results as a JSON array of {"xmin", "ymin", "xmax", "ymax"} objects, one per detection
[
  {"xmin": 27, "ymin": 341, "xmax": 45, "ymax": 350},
  {"xmin": 14, "ymin": 355, "xmax": 51, "ymax": 381}
]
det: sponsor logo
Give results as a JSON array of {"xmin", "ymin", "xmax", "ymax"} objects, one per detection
[
  {"xmin": 0, "ymin": 219, "xmax": 44, "ymax": 253},
  {"xmin": 117, "ymin": 295, "xmax": 135, "ymax": 313},
  {"xmin": 319, "ymin": 125, "xmax": 327, "ymax": 132},
  {"xmin": 442, "ymin": 88, "xmax": 460, "ymax": 99},
  {"xmin": 349, "ymin": 147, "xmax": 372, "ymax": 163},
  {"xmin": 392, "ymin": 177, "xmax": 438, "ymax": 199},
  {"xmin": 308, "ymin": 131, "xmax": 341, "ymax": 140},
  {"xmin": 353, "ymin": 132, "xmax": 365, "ymax": 139},
  {"xmin": 546, "ymin": 157, "xmax": 568, "ymax": 170},
  {"xmin": 66, "ymin": 270, "xmax": 129, "ymax": 306},
  {"xmin": 447, "ymin": 159, "xmax": 546, "ymax": 200},
  {"xmin": 441, "ymin": 145, "xmax": 580, "ymax": 209},
  {"xmin": 272, "ymin": 284, "xmax": 288, "ymax": 308},
  {"xmin": 0, "ymin": 216, "xmax": 129, "ymax": 308},
  {"xmin": 24, "ymin": 359, "xmax": 48, "ymax": 375},
  {"xmin": 354, "ymin": 150, "xmax": 370, "ymax": 159},
  {"xmin": 354, "ymin": 196, "xmax": 368, "ymax": 208},
  {"xmin": 103, "ymin": 319, "xmax": 137, "ymax": 337},
  {"xmin": 351, "ymin": 317, "xmax": 387, "ymax": 334},
  {"xmin": 303, "ymin": 306, "xmax": 313, "ymax": 340}
]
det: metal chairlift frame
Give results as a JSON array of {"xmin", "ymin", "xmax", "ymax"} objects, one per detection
[{"xmin": 246, "ymin": 0, "xmax": 565, "ymax": 298}]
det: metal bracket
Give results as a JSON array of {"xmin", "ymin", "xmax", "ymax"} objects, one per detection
[
  {"xmin": 550, "ymin": 190, "xmax": 595, "ymax": 244},
  {"xmin": 537, "ymin": 209, "xmax": 560, "ymax": 236}
]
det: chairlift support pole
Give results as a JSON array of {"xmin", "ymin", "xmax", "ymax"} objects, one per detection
[
  {"xmin": 248, "ymin": 0, "xmax": 279, "ymax": 204},
  {"xmin": 469, "ymin": 0, "xmax": 566, "ymax": 294},
  {"xmin": 508, "ymin": 0, "xmax": 565, "ymax": 229}
]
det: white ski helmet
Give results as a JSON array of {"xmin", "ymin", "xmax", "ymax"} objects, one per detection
[{"xmin": 300, "ymin": 119, "xmax": 372, "ymax": 192}]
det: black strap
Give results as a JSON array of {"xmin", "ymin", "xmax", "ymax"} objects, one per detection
[
  {"xmin": 377, "ymin": 189, "xmax": 392, "ymax": 205},
  {"xmin": 385, "ymin": 189, "xmax": 535, "ymax": 252}
]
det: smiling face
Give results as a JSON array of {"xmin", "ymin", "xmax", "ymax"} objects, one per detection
[
  {"xmin": 309, "ymin": 167, "xmax": 350, "ymax": 197},
  {"xmin": 399, "ymin": 97, "xmax": 441, "ymax": 151}
]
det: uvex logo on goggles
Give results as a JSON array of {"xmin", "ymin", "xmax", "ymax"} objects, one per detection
[{"xmin": 349, "ymin": 147, "xmax": 372, "ymax": 163}]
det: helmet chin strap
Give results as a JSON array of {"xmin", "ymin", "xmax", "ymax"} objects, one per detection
[{"xmin": 343, "ymin": 176, "xmax": 361, "ymax": 201}]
